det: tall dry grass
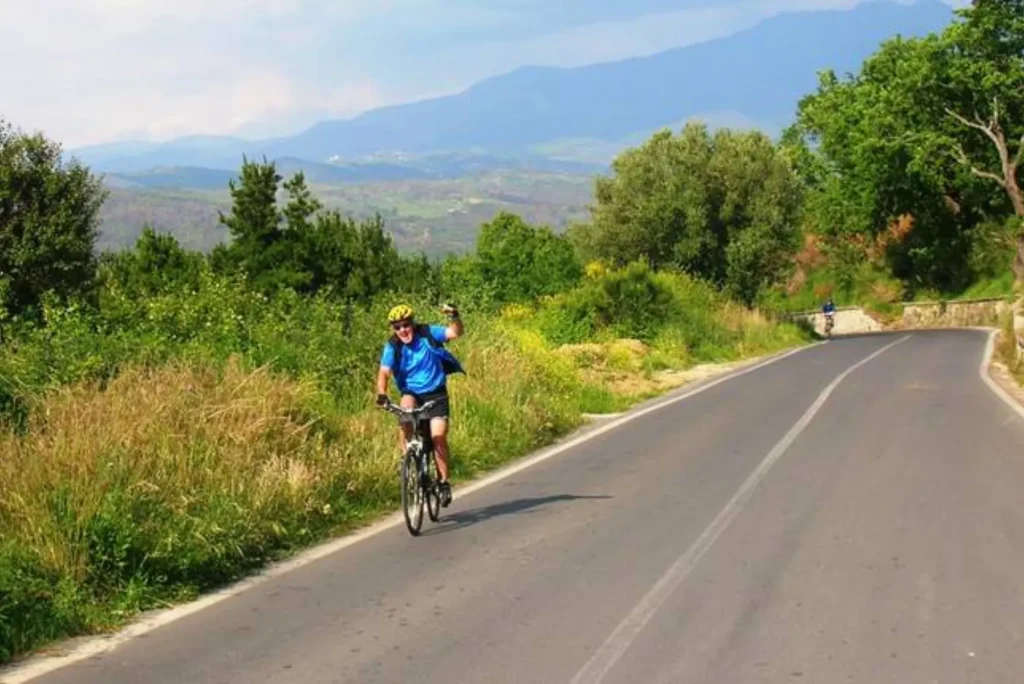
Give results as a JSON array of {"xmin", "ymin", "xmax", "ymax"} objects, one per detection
[{"xmin": 0, "ymin": 321, "xmax": 588, "ymax": 660}]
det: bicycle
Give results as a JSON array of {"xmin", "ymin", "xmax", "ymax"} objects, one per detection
[
  {"xmin": 824, "ymin": 312, "xmax": 835, "ymax": 337},
  {"xmin": 380, "ymin": 397, "xmax": 444, "ymax": 536}
]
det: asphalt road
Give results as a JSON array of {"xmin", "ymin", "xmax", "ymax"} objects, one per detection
[{"xmin": 19, "ymin": 330, "xmax": 1024, "ymax": 683}]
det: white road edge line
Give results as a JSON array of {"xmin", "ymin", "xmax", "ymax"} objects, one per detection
[
  {"xmin": 979, "ymin": 328, "xmax": 1024, "ymax": 421},
  {"xmin": 569, "ymin": 334, "xmax": 910, "ymax": 684},
  {"xmin": 1, "ymin": 340, "xmax": 825, "ymax": 684}
]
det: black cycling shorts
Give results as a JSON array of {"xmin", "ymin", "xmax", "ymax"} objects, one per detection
[{"xmin": 405, "ymin": 386, "xmax": 450, "ymax": 421}]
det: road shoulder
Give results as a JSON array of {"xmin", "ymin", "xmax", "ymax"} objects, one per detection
[{"xmin": 982, "ymin": 328, "xmax": 1024, "ymax": 417}]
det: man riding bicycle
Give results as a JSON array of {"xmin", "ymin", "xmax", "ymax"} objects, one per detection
[
  {"xmin": 822, "ymin": 296, "xmax": 836, "ymax": 333},
  {"xmin": 376, "ymin": 303, "xmax": 463, "ymax": 507}
]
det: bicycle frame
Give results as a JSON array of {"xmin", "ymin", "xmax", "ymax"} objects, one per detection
[
  {"xmin": 382, "ymin": 398, "xmax": 439, "ymax": 452},
  {"xmin": 380, "ymin": 397, "xmax": 443, "ymax": 534}
]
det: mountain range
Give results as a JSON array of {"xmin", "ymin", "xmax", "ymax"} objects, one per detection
[{"xmin": 74, "ymin": 0, "xmax": 956, "ymax": 186}]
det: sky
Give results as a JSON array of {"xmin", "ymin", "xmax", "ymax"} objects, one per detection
[{"xmin": 0, "ymin": 0, "xmax": 965, "ymax": 149}]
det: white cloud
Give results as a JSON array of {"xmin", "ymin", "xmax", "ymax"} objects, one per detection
[
  {"xmin": 0, "ymin": 0, "xmax": 953, "ymax": 149},
  {"xmin": 81, "ymin": 0, "xmax": 301, "ymax": 26},
  {"xmin": 0, "ymin": 1, "xmax": 384, "ymax": 146}
]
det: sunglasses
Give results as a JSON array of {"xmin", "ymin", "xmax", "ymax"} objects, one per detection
[{"xmin": 392, "ymin": 320, "xmax": 413, "ymax": 331}]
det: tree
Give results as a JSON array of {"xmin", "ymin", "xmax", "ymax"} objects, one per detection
[
  {"xmin": 439, "ymin": 253, "xmax": 498, "ymax": 309},
  {"xmin": 313, "ymin": 212, "xmax": 401, "ymax": 300},
  {"xmin": 214, "ymin": 161, "xmax": 407, "ymax": 301},
  {"xmin": 348, "ymin": 213, "xmax": 401, "ymax": 300},
  {"xmin": 216, "ymin": 160, "xmax": 312, "ymax": 293},
  {"xmin": 282, "ymin": 171, "xmax": 322, "ymax": 234},
  {"xmin": 790, "ymin": 34, "xmax": 979, "ymax": 291},
  {"xmin": 583, "ymin": 123, "xmax": 802, "ymax": 303},
  {"xmin": 0, "ymin": 119, "xmax": 106, "ymax": 317},
  {"xmin": 943, "ymin": 0, "xmax": 1024, "ymax": 277},
  {"xmin": 474, "ymin": 211, "xmax": 583, "ymax": 304},
  {"xmin": 791, "ymin": 1, "xmax": 1024, "ymax": 287},
  {"xmin": 395, "ymin": 252, "xmax": 442, "ymax": 301},
  {"xmin": 99, "ymin": 227, "xmax": 205, "ymax": 296}
]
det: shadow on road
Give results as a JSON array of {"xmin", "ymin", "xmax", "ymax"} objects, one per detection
[{"xmin": 422, "ymin": 494, "xmax": 612, "ymax": 536}]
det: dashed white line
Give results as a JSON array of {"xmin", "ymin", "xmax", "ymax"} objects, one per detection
[{"xmin": 569, "ymin": 335, "xmax": 910, "ymax": 684}]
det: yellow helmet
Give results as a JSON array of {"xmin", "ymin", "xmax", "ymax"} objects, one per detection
[{"xmin": 387, "ymin": 304, "xmax": 414, "ymax": 323}]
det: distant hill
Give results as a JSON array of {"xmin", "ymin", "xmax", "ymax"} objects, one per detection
[
  {"xmin": 96, "ymin": 171, "xmax": 594, "ymax": 256},
  {"xmin": 99, "ymin": 152, "xmax": 604, "ymax": 188},
  {"xmin": 74, "ymin": 0, "xmax": 955, "ymax": 178},
  {"xmin": 102, "ymin": 166, "xmax": 239, "ymax": 190}
]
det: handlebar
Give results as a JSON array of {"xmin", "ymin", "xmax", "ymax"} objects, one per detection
[{"xmin": 379, "ymin": 397, "xmax": 443, "ymax": 421}]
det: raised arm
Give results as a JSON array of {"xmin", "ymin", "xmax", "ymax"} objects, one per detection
[{"xmin": 441, "ymin": 304, "xmax": 463, "ymax": 341}]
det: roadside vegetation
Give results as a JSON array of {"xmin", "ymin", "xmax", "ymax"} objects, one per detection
[
  {"xmin": 997, "ymin": 310, "xmax": 1024, "ymax": 383},
  {"xmin": 1, "ymin": 0, "xmax": 1022, "ymax": 664},
  {"xmin": 0, "ymin": 134, "xmax": 806, "ymax": 662}
]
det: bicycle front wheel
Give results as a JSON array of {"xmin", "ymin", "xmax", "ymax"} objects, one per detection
[
  {"xmin": 425, "ymin": 452, "xmax": 441, "ymax": 522},
  {"xmin": 401, "ymin": 450, "xmax": 425, "ymax": 536}
]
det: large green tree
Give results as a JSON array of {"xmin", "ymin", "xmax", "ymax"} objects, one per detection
[
  {"xmin": 475, "ymin": 211, "xmax": 582, "ymax": 304},
  {"xmin": 214, "ymin": 158, "xmax": 311, "ymax": 292},
  {"xmin": 309, "ymin": 211, "xmax": 402, "ymax": 300},
  {"xmin": 582, "ymin": 123, "xmax": 802, "ymax": 304},
  {"xmin": 0, "ymin": 119, "xmax": 106, "ymax": 317},
  {"xmin": 791, "ymin": 0, "xmax": 1024, "ymax": 288},
  {"xmin": 213, "ymin": 158, "xmax": 406, "ymax": 301},
  {"xmin": 943, "ymin": 0, "xmax": 1024, "ymax": 276}
]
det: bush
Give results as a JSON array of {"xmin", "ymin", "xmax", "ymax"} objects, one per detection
[
  {"xmin": 583, "ymin": 123, "xmax": 802, "ymax": 302},
  {"xmin": 98, "ymin": 228, "xmax": 205, "ymax": 297},
  {"xmin": 475, "ymin": 212, "xmax": 583, "ymax": 304},
  {"xmin": 533, "ymin": 261, "xmax": 675, "ymax": 344},
  {"xmin": 969, "ymin": 217, "xmax": 1019, "ymax": 283},
  {"xmin": 0, "ymin": 120, "xmax": 106, "ymax": 318}
]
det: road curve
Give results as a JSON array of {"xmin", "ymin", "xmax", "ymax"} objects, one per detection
[{"xmin": 17, "ymin": 330, "xmax": 1024, "ymax": 684}]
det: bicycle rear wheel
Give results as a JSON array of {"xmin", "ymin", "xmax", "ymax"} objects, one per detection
[{"xmin": 401, "ymin": 450, "xmax": 424, "ymax": 536}]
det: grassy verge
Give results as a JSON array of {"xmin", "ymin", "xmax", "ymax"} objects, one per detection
[
  {"xmin": 0, "ymin": 269, "xmax": 810, "ymax": 664},
  {"xmin": 996, "ymin": 311, "xmax": 1024, "ymax": 385}
]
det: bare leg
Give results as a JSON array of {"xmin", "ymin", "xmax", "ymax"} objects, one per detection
[
  {"xmin": 430, "ymin": 417, "xmax": 450, "ymax": 482},
  {"xmin": 398, "ymin": 394, "xmax": 415, "ymax": 453}
]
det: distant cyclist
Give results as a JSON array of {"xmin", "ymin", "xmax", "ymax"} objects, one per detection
[
  {"xmin": 376, "ymin": 304, "xmax": 464, "ymax": 507},
  {"xmin": 822, "ymin": 296, "xmax": 836, "ymax": 334}
]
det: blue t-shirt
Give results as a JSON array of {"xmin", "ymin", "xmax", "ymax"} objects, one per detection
[{"xmin": 380, "ymin": 325, "xmax": 449, "ymax": 395}]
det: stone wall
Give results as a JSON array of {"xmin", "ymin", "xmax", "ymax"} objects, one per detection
[
  {"xmin": 782, "ymin": 296, "xmax": 1024, "ymax": 341},
  {"xmin": 898, "ymin": 298, "xmax": 1011, "ymax": 329}
]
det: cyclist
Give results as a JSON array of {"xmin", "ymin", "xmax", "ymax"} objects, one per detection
[
  {"xmin": 822, "ymin": 296, "xmax": 836, "ymax": 332},
  {"xmin": 376, "ymin": 303, "xmax": 463, "ymax": 507}
]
